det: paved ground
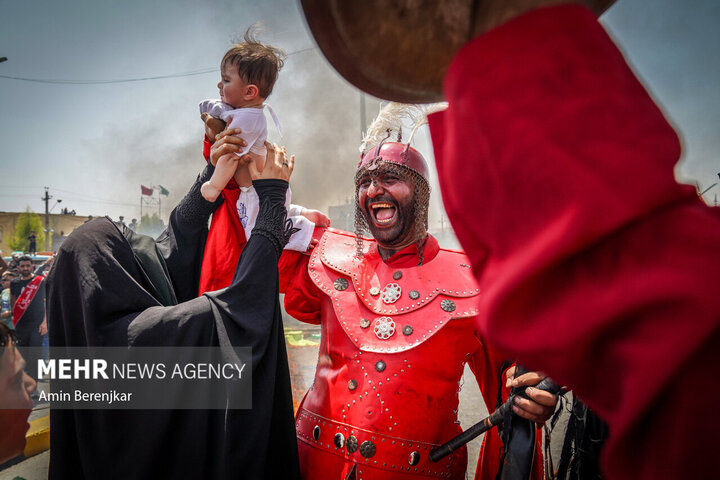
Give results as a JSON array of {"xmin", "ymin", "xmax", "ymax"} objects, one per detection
[{"xmin": 0, "ymin": 451, "xmax": 48, "ymax": 480}]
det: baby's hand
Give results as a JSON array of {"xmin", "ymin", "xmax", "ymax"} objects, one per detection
[
  {"xmin": 201, "ymin": 112, "xmax": 226, "ymax": 140},
  {"xmin": 301, "ymin": 209, "xmax": 331, "ymax": 228}
]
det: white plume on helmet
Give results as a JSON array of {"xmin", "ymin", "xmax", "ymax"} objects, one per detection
[{"xmin": 359, "ymin": 102, "xmax": 447, "ymax": 156}]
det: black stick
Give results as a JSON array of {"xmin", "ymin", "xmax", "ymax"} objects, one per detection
[{"xmin": 429, "ymin": 377, "xmax": 561, "ymax": 462}]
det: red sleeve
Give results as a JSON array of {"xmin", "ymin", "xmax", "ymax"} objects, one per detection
[
  {"xmin": 430, "ymin": 5, "xmax": 720, "ymax": 480},
  {"xmin": 279, "ymin": 227, "xmax": 326, "ymax": 325},
  {"xmin": 202, "ymin": 134, "xmax": 213, "ymax": 163}
]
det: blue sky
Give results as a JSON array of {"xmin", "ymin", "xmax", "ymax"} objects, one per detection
[{"xmin": 0, "ymin": 0, "xmax": 718, "ymax": 226}]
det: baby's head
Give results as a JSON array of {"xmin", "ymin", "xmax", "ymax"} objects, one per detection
[{"xmin": 219, "ymin": 28, "xmax": 286, "ymax": 109}]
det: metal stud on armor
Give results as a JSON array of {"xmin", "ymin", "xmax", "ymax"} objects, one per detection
[
  {"xmin": 359, "ymin": 440, "xmax": 377, "ymax": 458},
  {"xmin": 440, "ymin": 299, "xmax": 456, "ymax": 312},
  {"xmin": 346, "ymin": 435, "xmax": 358, "ymax": 453},
  {"xmin": 334, "ymin": 278, "xmax": 349, "ymax": 291},
  {"xmin": 381, "ymin": 283, "xmax": 402, "ymax": 304},
  {"xmin": 373, "ymin": 317, "xmax": 396, "ymax": 339}
]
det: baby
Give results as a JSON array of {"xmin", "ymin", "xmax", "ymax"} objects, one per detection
[
  {"xmin": 199, "ymin": 30, "xmax": 284, "ymax": 202},
  {"xmin": 197, "ymin": 31, "xmax": 329, "ymax": 294}
]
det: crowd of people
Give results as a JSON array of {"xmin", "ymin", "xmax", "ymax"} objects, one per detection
[
  {"xmin": 0, "ymin": 254, "xmax": 52, "ymax": 379},
  {"xmin": 0, "ymin": 253, "xmax": 50, "ymax": 466},
  {"xmin": 2, "ymin": 1, "xmax": 717, "ymax": 479}
]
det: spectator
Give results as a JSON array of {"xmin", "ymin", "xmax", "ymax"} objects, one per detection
[
  {"xmin": 8, "ymin": 253, "xmax": 21, "ymax": 272},
  {"xmin": 0, "ymin": 253, "xmax": 9, "ymax": 276},
  {"xmin": 9, "ymin": 255, "xmax": 46, "ymax": 380},
  {"xmin": 33, "ymin": 255, "xmax": 54, "ymax": 277},
  {"xmin": 1, "ymin": 271, "xmax": 17, "ymax": 329},
  {"xmin": 27, "ymin": 230, "xmax": 37, "ymax": 255}
]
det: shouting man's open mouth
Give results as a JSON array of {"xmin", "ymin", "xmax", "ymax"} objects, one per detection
[{"xmin": 368, "ymin": 201, "xmax": 397, "ymax": 227}]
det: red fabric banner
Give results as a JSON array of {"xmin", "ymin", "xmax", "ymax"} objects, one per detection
[{"xmin": 12, "ymin": 275, "xmax": 43, "ymax": 327}]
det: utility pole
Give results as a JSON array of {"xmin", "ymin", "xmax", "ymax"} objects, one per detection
[
  {"xmin": 43, "ymin": 187, "xmax": 51, "ymax": 251},
  {"xmin": 360, "ymin": 93, "xmax": 367, "ymax": 141}
]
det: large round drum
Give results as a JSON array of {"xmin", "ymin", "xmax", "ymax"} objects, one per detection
[{"xmin": 300, "ymin": 0, "xmax": 617, "ymax": 103}]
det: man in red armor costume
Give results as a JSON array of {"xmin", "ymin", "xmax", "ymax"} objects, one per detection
[{"xmin": 282, "ymin": 139, "xmax": 557, "ymax": 479}]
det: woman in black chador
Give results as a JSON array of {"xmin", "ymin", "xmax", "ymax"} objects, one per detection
[{"xmin": 46, "ymin": 137, "xmax": 300, "ymax": 480}]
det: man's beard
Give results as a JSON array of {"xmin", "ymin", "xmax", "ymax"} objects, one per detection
[{"xmin": 362, "ymin": 195, "xmax": 417, "ymax": 251}]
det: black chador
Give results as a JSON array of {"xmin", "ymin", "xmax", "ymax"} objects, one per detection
[{"xmin": 47, "ymin": 167, "xmax": 300, "ymax": 480}]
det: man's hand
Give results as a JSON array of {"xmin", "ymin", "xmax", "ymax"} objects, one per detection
[
  {"xmin": 307, "ymin": 238, "xmax": 320, "ymax": 252},
  {"xmin": 201, "ymin": 112, "xmax": 227, "ymax": 140},
  {"xmin": 301, "ymin": 209, "xmax": 331, "ymax": 228},
  {"xmin": 209, "ymin": 127, "xmax": 247, "ymax": 167},
  {"xmin": 39, "ymin": 319, "xmax": 47, "ymax": 336},
  {"xmin": 505, "ymin": 366, "xmax": 558, "ymax": 424},
  {"xmin": 249, "ymin": 142, "xmax": 294, "ymax": 182}
]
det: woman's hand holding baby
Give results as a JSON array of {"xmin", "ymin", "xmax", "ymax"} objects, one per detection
[
  {"xmin": 209, "ymin": 127, "xmax": 248, "ymax": 167},
  {"xmin": 201, "ymin": 112, "xmax": 227, "ymax": 141},
  {"xmin": 249, "ymin": 142, "xmax": 294, "ymax": 182}
]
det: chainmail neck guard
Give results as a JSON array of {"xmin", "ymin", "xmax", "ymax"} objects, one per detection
[{"xmin": 354, "ymin": 161, "xmax": 430, "ymax": 265}]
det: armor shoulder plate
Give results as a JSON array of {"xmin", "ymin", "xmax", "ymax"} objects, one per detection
[{"xmin": 308, "ymin": 230, "xmax": 480, "ymax": 353}]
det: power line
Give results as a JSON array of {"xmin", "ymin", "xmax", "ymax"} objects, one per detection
[
  {"xmin": 0, "ymin": 186, "xmax": 142, "ymax": 208},
  {"xmin": 0, "ymin": 185, "xmax": 46, "ymax": 190},
  {"xmin": 0, "ymin": 68, "xmax": 218, "ymax": 85},
  {"xmin": 0, "ymin": 47, "xmax": 315, "ymax": 85},
  {"xmin": 50, "ymin": 187, "xmax": 142, "ymax": 203},
  {"xmin": 1, "ymin": 185, "xmax": 122, "ymax": 203},
  {"xmin": 51, "ymin": 195, "xmax": 139, "ymax": 208}
]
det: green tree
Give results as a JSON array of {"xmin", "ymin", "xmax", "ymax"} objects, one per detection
[
  {"xmin": 137, "ymin": 213, "xmax": 166, "ymax": 238},
  {"xmin": 9, "ymin": 208, "xmax": 45, "ymax": 252}
]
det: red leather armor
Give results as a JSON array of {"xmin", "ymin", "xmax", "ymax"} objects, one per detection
[{"xmin": 291, "ymin": 230, "xmax": 508, "ymax": 479}]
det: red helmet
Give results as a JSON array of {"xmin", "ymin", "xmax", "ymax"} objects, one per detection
[{"xmin": 358, "ymin": 142, "xmax": 429, "ymax": 182}]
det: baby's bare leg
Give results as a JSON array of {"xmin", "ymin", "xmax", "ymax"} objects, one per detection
[{"xmin": 201, "ymin": 154, "xmax": 238, "ymax": 202}]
